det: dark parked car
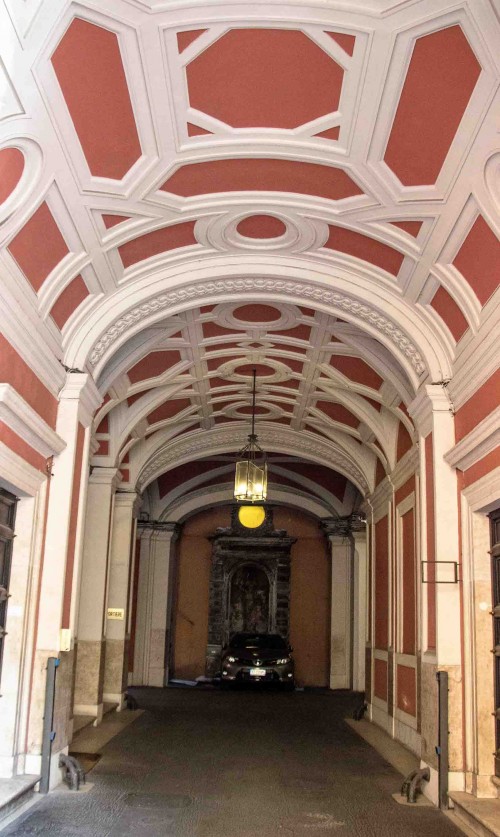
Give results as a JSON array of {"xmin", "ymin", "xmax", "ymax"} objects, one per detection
[{"xmin": 220, "ymin": 632, "xmax": 295, "ymax": 689}]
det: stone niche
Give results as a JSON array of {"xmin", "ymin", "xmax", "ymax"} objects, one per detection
[{"xmin": 205, "ymin": 505, "xmax": 296, "ymax": 677}]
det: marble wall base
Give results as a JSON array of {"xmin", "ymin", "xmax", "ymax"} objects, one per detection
[
  {"xmin": 73, "ymin": 639, "xmax": 106, "ymax": 717},
  {"xmin": 103, "ymin": 638, "xmax": 129, "ymax": 707}
]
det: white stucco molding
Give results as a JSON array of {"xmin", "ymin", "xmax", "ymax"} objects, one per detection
[
  {"xmin": 63, "ymin": 259, "xmax": 450, "ymax": 384},
  {"xmin": 390, "ymin": 446, "xmax": 419, "ymax": 491},
  {"xmin": 88, "ymin": 466, "xmax": 122, "ymax": 490},
  {"xmin": 0, "ymin": 384, "xmax": 66, "ymax": 458},
  {"xmin": 461, "ymin": 466, "xmax": 500, "ymax": 514},
  {"xmin": 0, "ymin": 441, "xmax": 46, "ymax": 496},
  {"xmin": 58, "ymin": 372, "xmax": 102, "ymax": 428},
  {"xmin": 136, "ymin": 426, "xmax": 370, "ymax": 496},
  {"xmin": 444, "ymin": 406, "xmax": 500, "ymax": 472},
  {"xmin": 160, "ymin": 483, "xmax": 334, "ymax": 523},
  {"xmin": 408, "ymin": 383, "xmax": 453, "ymax": 437}
]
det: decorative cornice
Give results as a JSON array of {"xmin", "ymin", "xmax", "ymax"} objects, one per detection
[
  {"xmin": 89, "ymin": 466, "xmax": 122, "ymax": 489},
  {"xmin": 136, "ymin": 427, "xmax": 369, "ymax": 494},
  {"xmin": 321, "ymin": 514, "xmax": 367, "ymax": 538},
  {"xmin": 88, "ymin": 278, "xmax": 426, "ymax": 375},
  {"xmin": 408, "ymin": 383, "xmax": 453, "ymax": 436},
  {"xmin": 445, "ymin": 406, "xmax": 500, "ymax": 472},
  {"xmin": 59, "ymin": 372, "xmax": 102, "ymax": 428},
  {"xmin": 0, "ymin": 384, "xmax": 66, "ymax": 458},
  {"xmin": 0, "ymin": 441, "xmax": 47, "ymax": 495}
]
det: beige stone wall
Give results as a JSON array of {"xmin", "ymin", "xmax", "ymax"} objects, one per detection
[
  {"xmin": 172, "ymin": 508, "xmax": 228, "ymax": 679},
  {"xmin": 52, "ymin": 649, "xmax": 75, "ymax": 754},
  {"xmin": 73, "ymin": 639, "xmax": 105, "ymax": 709},
  {"xmin": 275, "ymin": 507, "xmax": 330, "ymax": 687}
]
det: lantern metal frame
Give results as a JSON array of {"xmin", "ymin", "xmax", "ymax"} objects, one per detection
[{"xmin": 233, "ymin": 369, "xmax": 268, "ymax": 503}]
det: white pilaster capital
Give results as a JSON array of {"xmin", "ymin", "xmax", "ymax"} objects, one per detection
[
  {"xmin": 58, "ymin": 372, "xmax": 102, "ymax": 428},
  {"xmin": 138, "ymin": 521, "xmax": 180, "ymax": 543},
  {"xmin": 352, "ymin": 528, "xmax": 367, "ymax": 544},
  {"xmin": 408, "ymin": 384, "xmax": 453, "ymax": 436},
  {"xmin": 89, "ymin": 466, "xmax": 122, "ymax": 489},
  {"xmin": 114, "ymin": 491, "xmax": 141, "ymax": 516}
]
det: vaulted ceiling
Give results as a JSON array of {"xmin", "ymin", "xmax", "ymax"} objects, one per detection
[{"xmin": 0, "ymin": 0, "xmax": 498, "ymax": 517}]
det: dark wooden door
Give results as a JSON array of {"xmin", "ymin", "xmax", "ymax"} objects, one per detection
[
  {"xmin": 491, "ymin": 509, "xmax": 500, "ymax": 778},
  {"xmin": 0, "ymin": 488, "xmax": 17, "ymax": 688}
]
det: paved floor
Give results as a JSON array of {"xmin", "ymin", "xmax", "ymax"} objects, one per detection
[{"xmin": 3, "ymin": 687, "xmax": 465, "ymax": 837}]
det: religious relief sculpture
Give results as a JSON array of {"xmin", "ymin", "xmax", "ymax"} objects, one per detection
[
  {"xmin": 205, "ymin": 505, "xmax": 296, "ymax": 677},
  {"xmin": 230, "ymin": 565, "xmax": 270, "ymax": 634}
]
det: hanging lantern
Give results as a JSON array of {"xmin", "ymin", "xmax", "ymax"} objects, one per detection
[{"xmin": 234, "ymin": 370, "xmax": 268, "ymax": 502}]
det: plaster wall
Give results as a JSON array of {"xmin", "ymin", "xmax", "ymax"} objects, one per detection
[{"xmin": 172, "ymin": 506, "xmax": 330, "ymax": 685}]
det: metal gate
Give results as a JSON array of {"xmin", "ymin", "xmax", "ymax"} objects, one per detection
[{"xmin": 0, "ymin": 488, "xmax": 17, "ymax": 688}]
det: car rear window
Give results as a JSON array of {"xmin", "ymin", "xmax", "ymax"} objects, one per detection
[{"xmin": 229, "ymin": 633, "xmax": 288, "ymax": 650}]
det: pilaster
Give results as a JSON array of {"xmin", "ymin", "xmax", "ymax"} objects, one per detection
[
  {"xmin": 132, "ymin": 522, "xmax": 179, "ymax": 687},
  {"xmin": 409, "ymin": 383, "xmax": 464, "ymax": 795},
  {"xmin": 74, "ymin": 467, "xmax": 121, "ymax": 721},
  {"xmin": 352, "ymin": 527, "xmax": 368, "ymax": 693},
  {"xmin": 103, "ymin": 491, "xmax": 140, "ymax": 708},
  {"xmin": 28, "ymin": 372, "xmax": 101, "ymax": 785},
  {"xmin": 322, "ymin": 517, "xmax": 357, "ymax": 691}
]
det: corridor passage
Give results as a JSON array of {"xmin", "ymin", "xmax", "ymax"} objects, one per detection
[{"xmin": 3, "ymin": 689, "xmax": 464, "ymax": 837}]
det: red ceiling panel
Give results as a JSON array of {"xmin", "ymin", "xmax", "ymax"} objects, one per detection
[
  {"xmin": 384, "ymin": 26, "xmax": 481, "ymax": 186},
  {"xmin": 363, "ymin": 396, "xmax": 382, "ymax": 412},
  {"xmin": 396, "ymin": 421, "xmax": 413, "ymax": 461},
  {"xmin": 233, "ymin": 304, "xmax": 281, "ymax": 322},
  {"xmin": 161, "ymin": 159, "xmax": 362, "ymax": 200},
  {"xmin": 128, "ymin": 350, "xmax": 182, "ymax": 384},
  {"xmin": 96, "ymin": 415, "xmax": 109, "ymax": 433},
  {"xmin": 269, "ymin": 324, "xmax": 311, "ymax": 341},
  {"xmin": 236, "ymin": 215, "xmax": 287, "ymax": 238},
  {"xmin": 158, "ymin": 460, "xmax": 216, "ymax": 497},
  {"xmin": 325, "ymin": 226, "xmax": 405, "ymax": 276},
  {"xmin": 325, "ymin": 31, "xmax": 356, "ymax": 56},
  {"xmin": 118, "ymin": 221, "xmax": 197, "ymax": 268},
  {"xmin": 50, "ymin": 275, "xmax": 89, "ymax": 329},
  {"xmin": 389, "ymin": 220, "xmax": 423, "ymax": 237},
  {"xmin": 102, "ymin": 214, "xmax": 131, "ymax": 228},
  {"xmin": 430, "ymin": 286, "xmax": 469, "ymax": 342},
  {"xmin": 51, "ymin": 18, "xmax": 142, "ymax": 179},
  {"xmin": 0, "ymin": 148, "xmax": 24, "ymax": 204},
  {"xmin": 314, "ymin": 126, "xmax": 340, "ymax": 141},
  {"xmin": 202, "ymin": 322, "xmax": 237, "ymax": 338},
  {"xmin": 330, "ymin": 356, "xmax": 383, "ymax": 389},
  {"xmin": 8, "ymin": 202, "xmax": 69, "ymax": 292},
  {"xmin": 187, "ymin": 123, "xmax": 213, "ymax": 137},
  {"xmin": 185, "ymin": 29, "xmax": 344, "ymax": 129},
  {"xmin": 316, "ymin": 401, "xmax": 359, "ymax": 428},
  {"xmin": 147, "ymin": 398, "xmax": 192, "ymax": 425},
  {"xmin": 453, "ymin": 215, "xmax": 500, "ymax": 306},
  {"xmin": 280, "ymin": 461, "xmax": 347, "ymax": 501},
  {"xmin": 177, "ymin": 29, "xmax": 207, "ymax": 53}
]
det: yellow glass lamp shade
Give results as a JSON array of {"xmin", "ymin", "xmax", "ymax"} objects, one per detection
[{"xmin": 238, "ymin": 505, "xmax": 266, "ymax": 528}]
